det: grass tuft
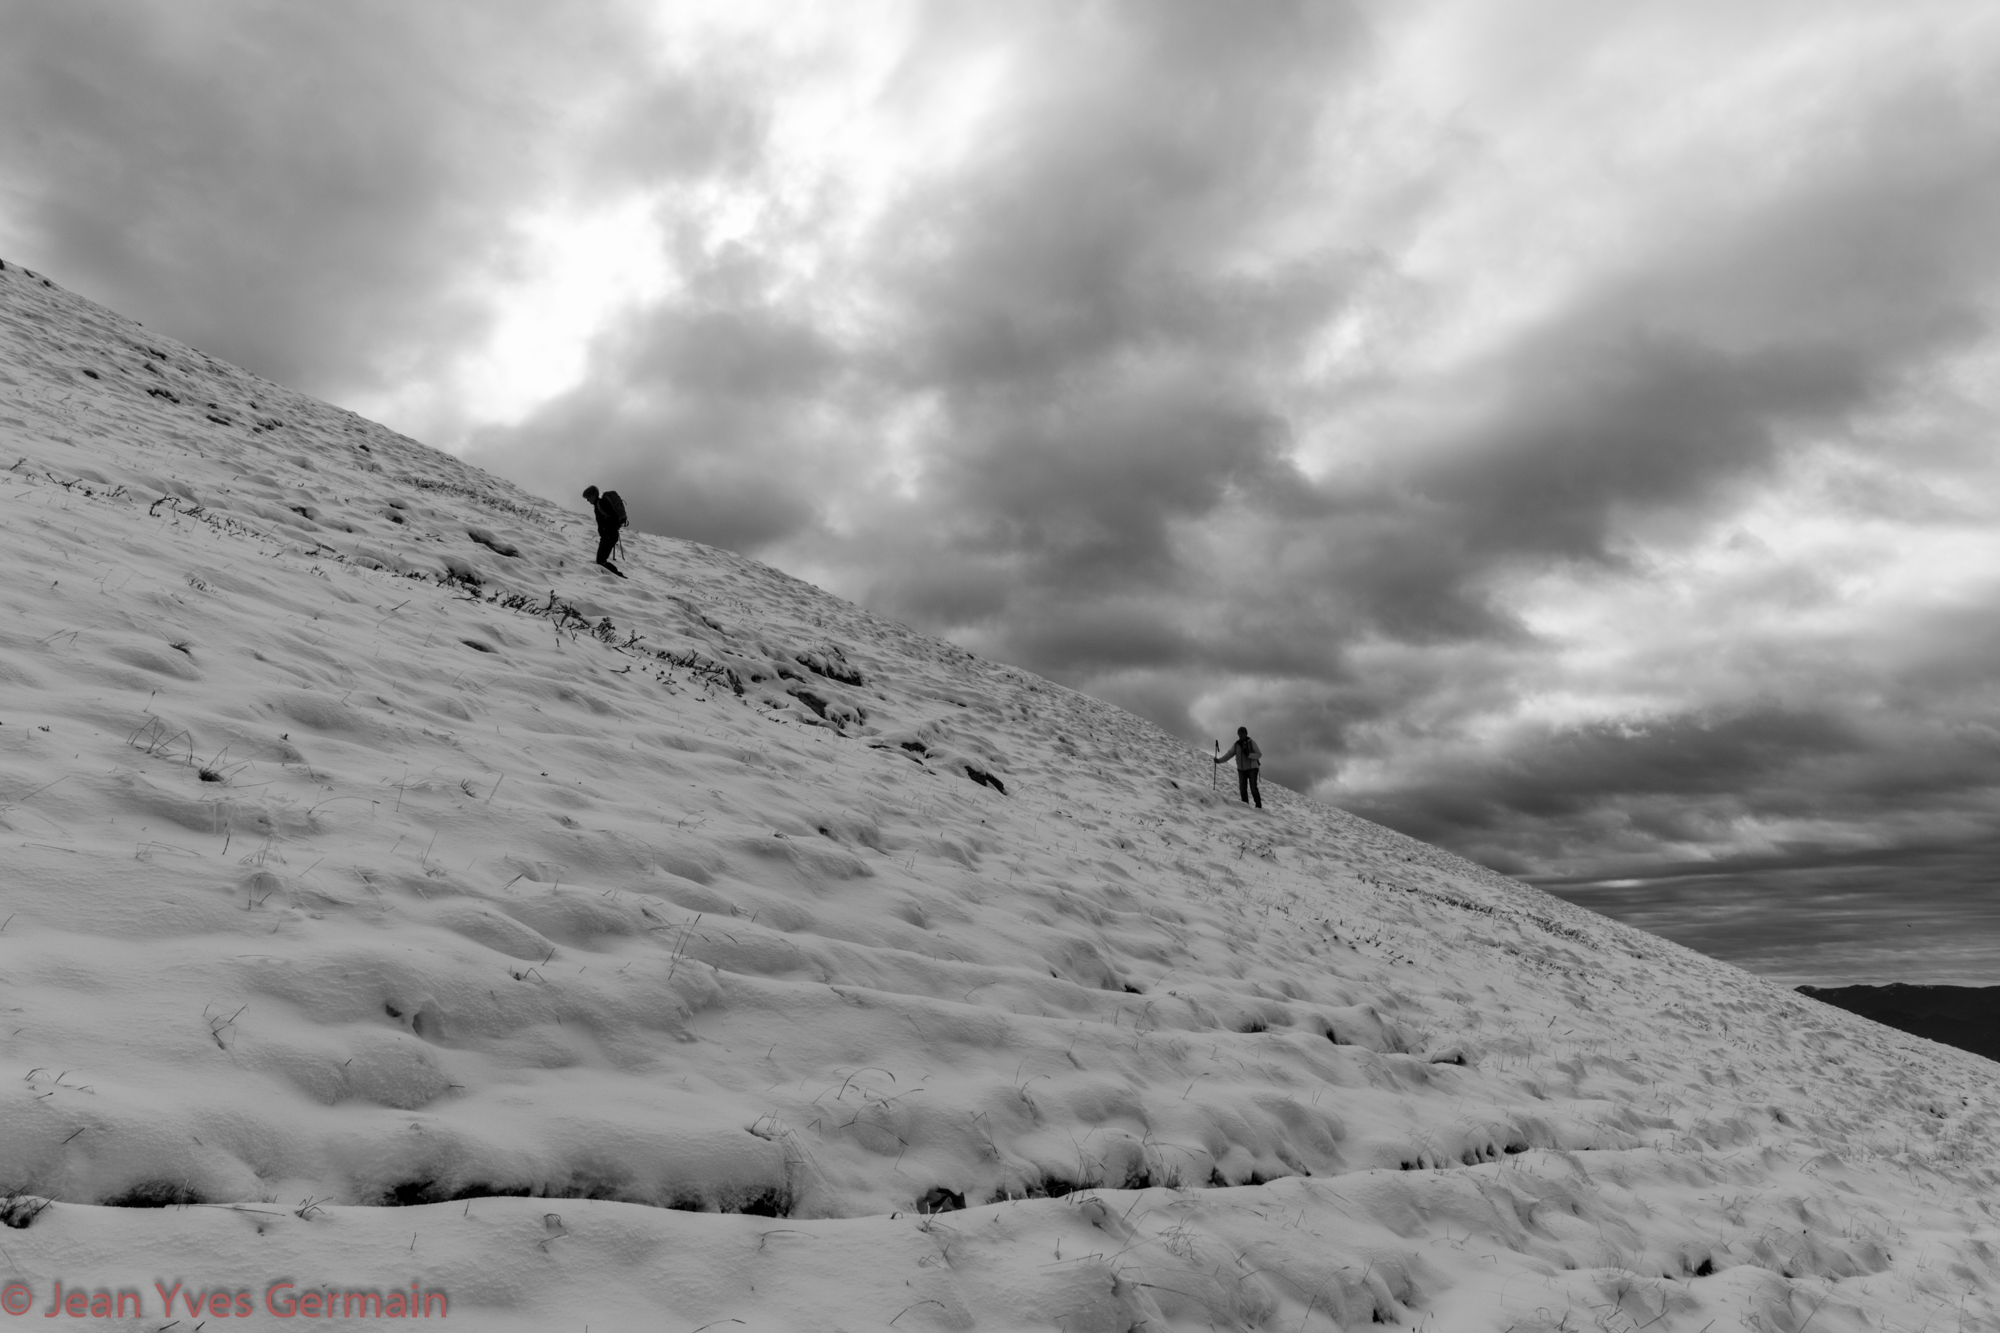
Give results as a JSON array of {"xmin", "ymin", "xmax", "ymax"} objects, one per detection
[{"xmin": 1, "ymin": 1193, "xmax": 51, "ymax": 1229}]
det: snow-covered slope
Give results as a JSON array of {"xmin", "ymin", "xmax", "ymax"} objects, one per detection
[{"xmin": 1, "ymin": 257, "xmax": 1996, "ymax": 1331}]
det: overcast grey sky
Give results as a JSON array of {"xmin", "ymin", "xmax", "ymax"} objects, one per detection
[{"xmin": 6, "ymin": 0, "xmax": 2000, "ymax": 983}]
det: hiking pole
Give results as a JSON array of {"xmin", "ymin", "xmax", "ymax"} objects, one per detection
[{"xmin": 1212, "ymin": 740, "xmax": 1218, "ymax": 790}]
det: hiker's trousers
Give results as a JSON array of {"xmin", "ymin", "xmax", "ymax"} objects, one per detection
[{"xmin": 1238, "ymin": 767, "xmax": 1261, "ymax": 808}]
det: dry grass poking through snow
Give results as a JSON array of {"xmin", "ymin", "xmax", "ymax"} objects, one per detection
[{"xmin": 1, "ymin": 257, "xmax": 1999, "ymax": 1330}]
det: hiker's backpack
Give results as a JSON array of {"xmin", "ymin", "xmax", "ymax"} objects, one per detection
[{"xmin": 600, "ymin": 490, "xmax": 628, "ymax": 529}]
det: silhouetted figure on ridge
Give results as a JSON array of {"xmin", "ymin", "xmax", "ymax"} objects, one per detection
[
  {"xmin": 582, "ymin": 485, "xmax": 627, "ymax": 578},
  {"xmin": 1215, "ymin": 726, "xmax": 1262, "ymax": 809}
]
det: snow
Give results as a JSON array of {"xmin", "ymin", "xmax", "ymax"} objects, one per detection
[{"xmin": 1, "ymin": 255, "xmax": 1998, "ymax": 1330}]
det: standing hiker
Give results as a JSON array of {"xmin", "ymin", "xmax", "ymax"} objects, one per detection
[
  {"xmin": 1214, "ymin": 726, "xmax": 1262, "ymax": 809},
  {"xmin": 582, "ymin": 485, "xmax": 627, "ymax": 577}
]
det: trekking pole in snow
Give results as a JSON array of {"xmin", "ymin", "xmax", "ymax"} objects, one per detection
[{"xmin": 1212, "ymin": 739, "xmax": 1219, "ymax": 789}]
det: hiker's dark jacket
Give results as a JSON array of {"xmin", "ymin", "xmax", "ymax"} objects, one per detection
[
  {"xmin": 591, "ymin": 491, "xmax": 627, "ymax": 533},
  {"xmin": 1220, "ymin": 737, "xmax": 1262, "ymax": 771}
]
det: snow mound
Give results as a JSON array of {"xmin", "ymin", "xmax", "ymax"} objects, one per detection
[{"xmin": 2, "ymin": 257, "xmax": 1998, "ymax": 1330}]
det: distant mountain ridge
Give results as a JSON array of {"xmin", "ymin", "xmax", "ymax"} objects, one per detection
[{"xmin": 1800, "ymin": 984, "xmax": 2000, "ymax": 1063}]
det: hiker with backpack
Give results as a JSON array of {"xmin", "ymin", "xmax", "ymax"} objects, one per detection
[
  {"xmin": 1215, "ymin": 726, "xmax": 1263, "ymax": 808},
  {"xmin": 582, "ymin": 485, "xmax": 628, "ymax": 577}
]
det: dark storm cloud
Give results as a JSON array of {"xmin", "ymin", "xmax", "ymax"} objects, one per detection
[
  {"xmin": 836, "ymin": 0, "xmax": 1364, "ymax": 629},
  {"xmin": 881, "ymin": 4, "xmax": 1368, "ymax": 398},
  {"xmin": 580, "ymin": 75, "xmax": 770, "ymax": 190},
  {"xmin": 1317, "ymin": 86, "xmax": 2000, "ymax": 645},
  {"xmin": 1415, "ymin": 337, "xmax": 1864, "ymax": 564},
  {"xmin": 1540, "ymin": 837, "xmax": 2000, "ymax": 986},
  {"xmin": 462, "ymin": 306, "xmax": 848, "ymax": 558},
  {"xmin": 1231, "ymin": 77, "xmax": 2000, "ymax": 828},
  {"xmin": 802, "ymin": 7, "xmax": 2000, "ymax": 819},
  {"xmin": 0, "ymin": 0, "xmax": 805, "ymax": 548},
  {"xmin": 0, "ymin": 0, "xmax": 715, "ymax": 397},
  {"xmin": 473, "ymin": 263, "xmax": 845, "ymax": 551},
  {"xmin": 1347, "ymin": 674, "xmax": 2000, "ymax": 982},
  {"xmin": 481, "ymin": 0, "xmax": 1365, "ymax": 591},
  {"xmin": 1346, "ymin": 704, "xmax": 1872, "ymax": 851},
  {"xmin": 921, "ymin": 387, "xmax": 1304, "ymax": 586}
]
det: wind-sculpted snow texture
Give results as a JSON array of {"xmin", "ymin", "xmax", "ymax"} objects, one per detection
[{"xmin": 1, "ymin": 259, "xmax": 1997, "ymax": 1331}]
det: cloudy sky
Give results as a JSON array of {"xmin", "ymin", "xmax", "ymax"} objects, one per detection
[{"xmin": 6, "ymin": 0, "xmax": 2000, "ymax": 982}]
